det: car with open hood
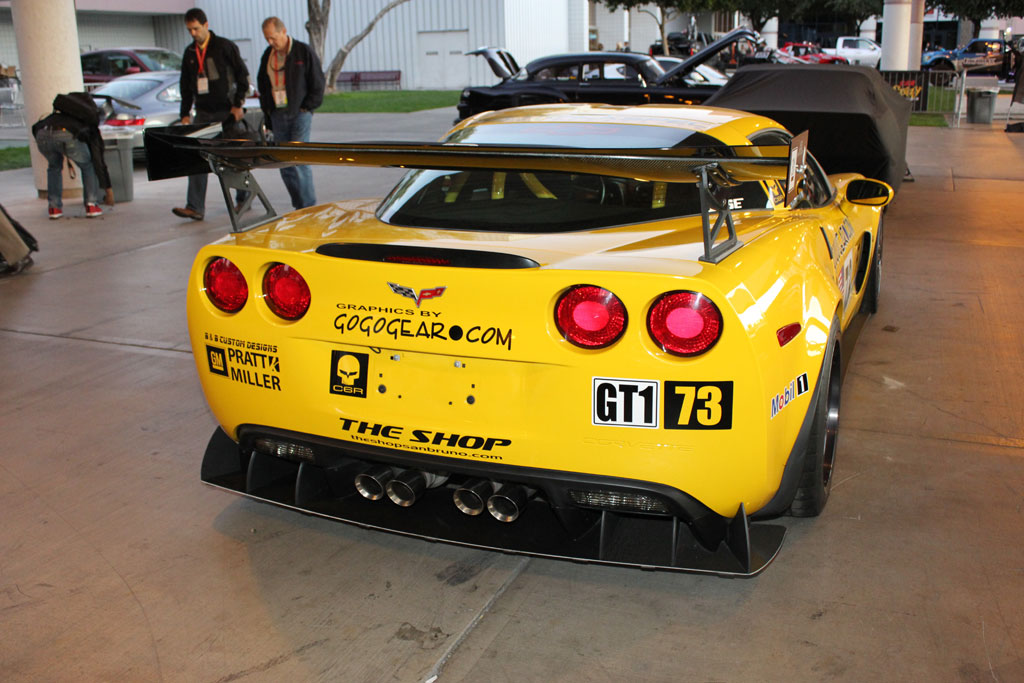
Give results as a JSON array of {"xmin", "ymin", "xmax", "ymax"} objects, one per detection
[{"xmin": 146, "ymin": 99, "xmax": 893, "ymax": 577}]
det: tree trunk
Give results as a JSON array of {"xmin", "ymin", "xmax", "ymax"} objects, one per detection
[
  {"xmin": 324, "ymin": 0, "xmax": 412, "ymax": 91},
  {"xmin": 305, "ymin": 0, "xmax": 331, "ymax": 64}
]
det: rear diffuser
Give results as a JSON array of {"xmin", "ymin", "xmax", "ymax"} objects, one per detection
[{"xmin": 201, "ymin": 428, "xmax": 786, "ymax": 577}]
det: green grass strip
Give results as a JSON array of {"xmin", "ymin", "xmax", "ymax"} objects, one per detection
[
  {"xmin": 910, "ymin": 112, "xmax": 948, "ymax": 127},
  {"xmin": 0, "ymin": 145, "xmax": 31, "ymax": 171},
  {"xmin": 317, "ymin": 90, "xmax": 460, "ymax": 113}
]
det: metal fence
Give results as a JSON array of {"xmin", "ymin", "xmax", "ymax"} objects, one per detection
[{"xmin": 880, "ymin": 70, "xmax": 959, "ymax": 114}]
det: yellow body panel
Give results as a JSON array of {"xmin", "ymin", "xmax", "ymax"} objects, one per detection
[{"xmin": 186, "ymin": 104, "xmax": 886, "ymax": 517}]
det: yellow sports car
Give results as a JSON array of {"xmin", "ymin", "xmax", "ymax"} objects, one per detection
[{"xmin": 148, "ymin": 102, "xmax": 892, "ymax": 576}]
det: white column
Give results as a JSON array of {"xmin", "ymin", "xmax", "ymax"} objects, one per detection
[
  {"xmin": 881, "ymin": 0, "xmax": 912, "ymax": 70},
  {"xmin": 12, "ymin": 0, "xmax": 84, "ymax": 198},
  {"xmin": 761, "ymin": 17, "xmax": 779, "ymax": 49},
  {"xmin": 567, "ymin": 0, "xmax": 589, "ymax": 53},
  {"xmin": 861, "ymin": 17, "xmax": 878, "ymax": 39},
  {"xmin": 978, "ymin": 18, "xmax": 1001, "ymax": 39},
  {"xmin": 908, "ymin": 0, "xmax": 925, "ymax": 70}
]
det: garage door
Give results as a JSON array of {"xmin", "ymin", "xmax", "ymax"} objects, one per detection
[{"xmin": 417, "ymin": 30, "xmax": 470, "ymax": 90}]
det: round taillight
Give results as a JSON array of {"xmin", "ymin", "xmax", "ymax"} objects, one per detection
[
  {"xmin": 555, "ymin": 285, "xmax": 627, "ymax": 349},
  {"xmin": 263, "ymin": 263, "xmax": 310, "ymax": 320},
  {"xmin": 647, "ymin": 291, "xmax": 722, "ymax": 356},
  {"xmin": 203, "ymin": 257, "xmax": 248, "ymax": 313}
]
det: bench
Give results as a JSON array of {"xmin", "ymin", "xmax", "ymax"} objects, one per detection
[{"xmin": 335, "ymin": 70, "xmax": 401, "ymax": 91}]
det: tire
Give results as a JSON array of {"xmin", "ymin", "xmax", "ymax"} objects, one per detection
[
  {"xmin": 789, "ymin": 325, "xmax": 841, "ymax": 517},
  {"xmin": 860, "ymin": 220, "xmax": 883, "ymax": 315}
]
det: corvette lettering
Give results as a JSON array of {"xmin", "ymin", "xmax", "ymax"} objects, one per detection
[
  {"xmin": 333, "ymin": 313, "xmax": 512, "ymax": 350},
  {"xmin": 389, "ymin": 282, "xmax": 446, "ymax": 307}
]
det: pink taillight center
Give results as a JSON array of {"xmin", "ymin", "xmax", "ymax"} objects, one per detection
[
  {"xmin": 666, "ymin": 307, "xmax": 704, "ymax": 339},
  {"xmin": 573, "ymin": 301, "xmax": 609, "ymax": 331}
]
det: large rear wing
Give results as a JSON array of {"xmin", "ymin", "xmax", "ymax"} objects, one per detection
[{"xmin": 145, "ymin": 130, "xmax": 805, "ymax": 264}]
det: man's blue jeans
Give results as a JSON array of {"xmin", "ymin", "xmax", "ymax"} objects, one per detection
[
  {"xmin": 270, "ymin": 110, "xmax": 316, "ymax": 209},
  {"xmin": 35, "ymin": 128, "xmax": 100, "ymax": 208}
]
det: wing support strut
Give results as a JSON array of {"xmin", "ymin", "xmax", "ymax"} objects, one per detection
[
  {"xmin": 206, "ymin": 155, "xmax": 278, "ymax": 233},
  {"xmin": 696, "ymin": 163, "xmax": 739, "ymax": 264}
]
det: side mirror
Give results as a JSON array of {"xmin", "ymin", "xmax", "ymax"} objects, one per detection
[
  {"xmin": 844, "ymin": 178, "xmax": 893, "ymax": 207},
  {"xmin": 126, "ymin": 66, "xmax": 141, "ymax": 74}
]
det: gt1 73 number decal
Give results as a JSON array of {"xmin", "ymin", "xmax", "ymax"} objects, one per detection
[
  {"xmin": 663, "ymin": 381, "xmax": 733, "ymax": 430},
  {"xmin": 593, "ymin": 378, "xmax": 659, "ymax": 428}
]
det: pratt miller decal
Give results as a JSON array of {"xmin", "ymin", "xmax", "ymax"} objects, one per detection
[
  {"xmin": 205, "ymin": 343, "xmax": 281, "ymax": 391},
  {"xmin": 330, "ymin": 350, "xmax": 369, "ymax": 397},
  {"xmin": 388, "ymin": 282, "xmax": 446, "ymax": 308}
]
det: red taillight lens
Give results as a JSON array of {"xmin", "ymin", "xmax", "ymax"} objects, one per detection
[
  {"xmin": 203, "ymin": 257, "xmax": 248, "ymax": 313},
  {"xmin": 555, "ymin": 285, "xmax": 627, "ymax": 349},
  {"xmin": 647, "ymin": 291, "xmax": 722, "ymax": 356},
  {"xmin": 107, "ymin": 117, "xmax": 145, "ymax": 126},
  {"xmin": 263, "ymin": 263, "xmax": 310, "ymax": 320}
]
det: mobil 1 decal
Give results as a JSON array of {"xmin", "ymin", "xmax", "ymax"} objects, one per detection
[
  {"xmin": 663, "ymin": 381, "xmax": 734, "ymax": 430},
  {"xmin": 593, "ymin": 378, "xmax": 659, "ymax": 428},
  {"xmin": 330, "ymin": 350, "xmax": 369, "ymax": 398}
]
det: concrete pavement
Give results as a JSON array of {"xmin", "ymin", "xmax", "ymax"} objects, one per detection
[{"xmin": 1, "ymin": 110, "xmax": 1023, "ymax": 682}]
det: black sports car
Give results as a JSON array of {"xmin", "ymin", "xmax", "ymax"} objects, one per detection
[{"xmin": 457, "ymin": 28, "xmax": 798, "ymax": 121}]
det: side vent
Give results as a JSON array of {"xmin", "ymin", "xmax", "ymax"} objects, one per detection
[{"xmin": 315, "ymin": 243, "xmax": 539, "ymax": 269}]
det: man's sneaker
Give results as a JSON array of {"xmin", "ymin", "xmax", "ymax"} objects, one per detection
[
  {"xmin": 48, "ymin": 207, "xmax": 63, "ymax": 219},
  {"xmin": 172, "ymin": 207, "xmax": 204, "ymax": 221},
  {"xmin": 85, "ymin": 203, "xmax": 103, "ymax": 218}
]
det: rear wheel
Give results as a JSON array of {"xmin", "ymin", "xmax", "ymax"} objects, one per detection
[
  {"xmin": 860, "ymin": 221, "xmax": 883, "ymax": 314},
  {"xmin": 789, "ymin": 327, "xmax": 841, "ymax": 517}
]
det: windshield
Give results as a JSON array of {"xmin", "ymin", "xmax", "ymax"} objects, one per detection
[
  {"xmin": 378, "ymin": 122, "xmax": 771, "ymax": 233},
  {"xmin": 94, "ymin": 78, "xmax": 161, "ymax": 100},
  {"xmin": 135, "ymin": 50, "xmax": 182, "ymax": 71}
]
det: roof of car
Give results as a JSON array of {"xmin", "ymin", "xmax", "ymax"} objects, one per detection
[
  {"xmin": 525, "ymin": 52, "xmax": 659, "ymax": 70},
  {"xmin": 455, "ymin": 102, "xmax": 783, "ymax": 144}
]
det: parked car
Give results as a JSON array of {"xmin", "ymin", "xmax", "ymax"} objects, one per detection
[
  {"xmin": 654, "ymin": 57, "xmax": 730, "ymax": 86},
  {"xmin": 147, "ymin": 95, "xmax": 893, "ymax": 576},
  {"xmin": 92, "ymin": 71, "xmax": 262, "ymax": 157},
  {"xmin": 922, "ymin": 38, "xmax": 1014, "ymax": 78},
  {"xmin": 648, "ymin": 30, "xmax": 714, "ymax": 57},
  {"xmin": 822, "ymin": 37, "xmax": 882, "ymax": 67},
  {"xmin": 779, "ymin": 42, "xmax": 848, "ymax": 65},
  {"xmin": 458, "ymin": 28, "xmax": 787, "ymax": 121},
  {"xmin": 82, "ymin": 47, "xmax": 182, "ymax": 85}
]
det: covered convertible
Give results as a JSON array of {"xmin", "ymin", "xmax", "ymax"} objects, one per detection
[{"xmin": 705, "ymin": 64, "xmax": 912, "ymax": 191}]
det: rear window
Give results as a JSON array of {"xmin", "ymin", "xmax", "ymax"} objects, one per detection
[
  {"xmin": 93, "ymin": 78, "xmax": 161, "ymax": 101},
  {"xmin": 378, "ymin": 123, "xmax": 772, "ymax": 232},
  {"xmin": 135, "ymin": 50, "xmax": 182, "ymax": 71}
]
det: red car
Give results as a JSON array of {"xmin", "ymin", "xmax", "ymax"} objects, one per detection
[
  {"xmin": 779, "ymin": 42, "xmax": 848, "ymax": 65},
  {"xmin": 81, "ymin": 48, "xmax": 182, "ymax": 85}
]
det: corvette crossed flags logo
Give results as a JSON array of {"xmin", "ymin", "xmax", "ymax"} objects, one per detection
[{"xmin": 388, "ymin": 282, "xmax": 447, "ymax": 307}]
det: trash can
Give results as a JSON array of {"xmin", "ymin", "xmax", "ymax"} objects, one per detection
[
  {"xmin": 103, "ymin": 134, "xmax": 134, "ymax": 202},
  {"xmin": 966, "ymin": 88, "xmax": 998, "ymax": 124}
]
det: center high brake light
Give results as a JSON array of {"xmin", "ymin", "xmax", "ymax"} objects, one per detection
[
  {"xmin": 263, "ymin": 263, "xmax": 311, "ymax": 320},
  {"xmin": 647, "ymin": 291, "xmax": 722, "ymax": 356},
  {"xmin": 555, "ymin": 285, "xmax": 626, "ymax": 349},
  {"xmin": 203, "ymin": 257, "xmax": 248, "ymax": 313}
]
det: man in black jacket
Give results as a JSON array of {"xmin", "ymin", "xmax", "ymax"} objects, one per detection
[
  {"xmin": 32, "ymin": 92, "xmax": 114, "ymax": 219},
  {"xmin": 257, "ymin": 16, "xmax": 325, "ymax": 210},
  {"xmin": 172, "ymin": 7, "xmax": 250, "ymax": 221}
]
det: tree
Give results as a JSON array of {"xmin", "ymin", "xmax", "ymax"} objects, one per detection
[
  {"xmin": 598, "ymin": 0, "xmax": 719, "ymax": 55},
  {"xmin": 826, "ymin": 0, "xmax": 883, "ymax": 33},
  {"xmin": 929, "ymin": 0, "xmax": 1024, "ymax": 36},
  {"xmin": 305, "ymin": 0, "xmax": 413, "ymax": 91},
  {"xmin": 720, "ymin": 0, "xmax": 784, "ymax": 31}
]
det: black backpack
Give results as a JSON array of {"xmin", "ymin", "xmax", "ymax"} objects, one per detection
[{"xmin": 52, "ymin": 91, "xmax": 100, "ymax": 127}]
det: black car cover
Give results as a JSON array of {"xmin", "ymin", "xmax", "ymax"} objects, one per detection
[{"xmin": 705, "ymin": 64, "xmax": 911, "ymax": 191}]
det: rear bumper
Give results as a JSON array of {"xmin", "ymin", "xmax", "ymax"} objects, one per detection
[{"xmin": 201, "ymin": 426, "xmax": 786, "ymax": 577}]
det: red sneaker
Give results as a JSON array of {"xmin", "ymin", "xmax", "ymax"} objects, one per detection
[
  {"xmin": 48, "ymin": 207, "xmax": 63, "ymax": 219},
  {"xmin": 85, "ymin": 203, "xmax": 103, "ymax": 218}
]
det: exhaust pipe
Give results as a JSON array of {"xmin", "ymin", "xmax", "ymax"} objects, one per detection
[
  {"xmin": 354, "ymin": 465, "xmax": 395, "ymax": 501},
  {"xmin": 386, "ymin": 471, "xmax": 449, "ymax": 507},
  {"xmin": 487, "ymin": 484, "xmax": 531, "ymax": 523},
  {"xmin": 453, "ymin": 479, "xmax": 494, "ymax": 516}
]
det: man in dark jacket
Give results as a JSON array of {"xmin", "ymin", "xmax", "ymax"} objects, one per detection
[
  {"xmin": 172, "ymin": 7, "xmax": 250, "ymax": 221},
  {"xmin": 31, "ymin": 92, "xmax": 114, "ymax": 219},
  {"xmin": 257, "ymin": 16, "xmax": 325, "ymax": 210}
]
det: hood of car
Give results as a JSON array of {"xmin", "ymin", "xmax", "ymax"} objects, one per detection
[{"xmin": 657, "ymin": 27, "xmax": 761, "ymax": 84}]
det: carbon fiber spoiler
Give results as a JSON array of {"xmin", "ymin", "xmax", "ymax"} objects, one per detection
[{"xmin": 144, "ymin": 129, "xmax": 799, "ymax": 263}]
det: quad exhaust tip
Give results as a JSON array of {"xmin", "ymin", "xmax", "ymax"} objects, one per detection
[
  {"xmin": 453, "ymin": 479, "xmax": 494, "ymax": 516},
  {"xmin": 487, "ymin": 484, "xmax": 530, "ymax": 523},
  {"xmin": 354, "ymin": 465, "xmax": 394, "ymax": 501},
  {"xmin": 385, "ymin": 470, "xmax": 449, "ymax": 507}
]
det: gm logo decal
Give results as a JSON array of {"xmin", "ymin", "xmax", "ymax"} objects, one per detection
[
  {"xmin": 388, "ymin": 282, "xmax": 446, "ymax": 308},
  {"xmin": 330, "ymin": 350, "xmax": 369, "ymax": 398}
]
